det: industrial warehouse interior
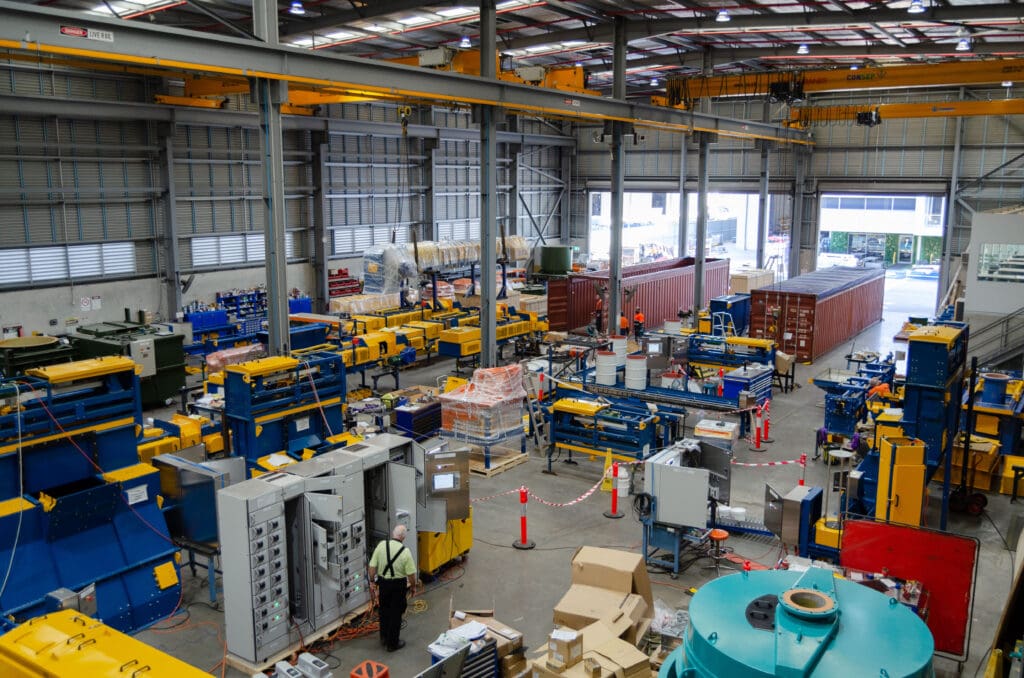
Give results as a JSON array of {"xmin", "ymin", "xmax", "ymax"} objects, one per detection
[{"xmin": 2, "ymin": 0, "xmax": 1024, "ymax": 676}]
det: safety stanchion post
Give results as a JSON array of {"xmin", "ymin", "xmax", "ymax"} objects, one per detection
[
  {"xmin": 604, "ymin": 462, "xmax": 624, "ymax": 519},
  {"xmin": 762, "ymin": 399, "xmax": 774, "ymax": 443},
  {"xmin": 512, "ymin": 486, "xmax": 535, "ymax": 550},
  {"xmin": 748, "ymin": 407, "xmax": 763, "ymax": 451},
  {"xmin": 799, "ymin": 453, "xmax": 807, "ymax": 486}
]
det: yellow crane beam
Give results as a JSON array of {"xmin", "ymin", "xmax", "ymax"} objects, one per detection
[
  {"xmin": 786, "ymin": 98, "xmax": 1024, "ymax": 127},
  {"xmin": 667, "ymin": 59, "xmax": 1024, "ymax": 105}
]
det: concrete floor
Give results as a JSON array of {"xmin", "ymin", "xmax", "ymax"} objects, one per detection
[{"xmin": 138, "ymin": 276, "xmax": 1021, "ymax": 677}]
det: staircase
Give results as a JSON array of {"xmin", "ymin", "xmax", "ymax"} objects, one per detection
[{"xmin": 970, "ymin": 304, "xmax": 1024, "ymax": 371}]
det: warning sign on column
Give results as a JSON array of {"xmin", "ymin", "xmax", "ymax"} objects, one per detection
[{"xmin": 60, "ymin": 25, "xmax": 114, "ymax": 43}]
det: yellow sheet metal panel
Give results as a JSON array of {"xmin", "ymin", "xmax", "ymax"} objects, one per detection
[
  {"xmin": 439, "ymin": 326, "xmax": 481, "ymax": 344},
  {"xmin": 103, "ymin": 463, "xmax": 159, "ymax": 484},
  {"xmin": 552, "ymin": 398, "xmax": 608, "ymax": 416},
  {"xmin": 26, "ymin": 356, "xmax": 137, "ymax": 383},
  {"xmin": 907, "ymin": 325, "xmax": 961, "ymax": 346},
  {"xmin": 0, "ymin": 610, "xmax": 208, "ymax": 677},
  {"xmin": 814, "ymin": 517, "xmax": 841, "ymax": 549},
  {"xmin": 0, "ymin": 497, "xmax": 34, "ymax": 519},
  {"xmin": 876, "ymin": 437, "xmax": 925, "ymax": 524},
  {"xmin": 153, "ymin": 561, "xmax": 178, "ymax": 591},
  {"xmin": 225, "ymin": 356, "xmax": 298, "ymax": 379},
  {"xmin": 406, "ymin": 320, "xmax": 441, "ymax": 340},
  {"xmin": 417, "ymin": 511, "xmax": 473, "ymax": 575},
  {"xmin": 725, "ymin": 337, "xmax": 775, "ymax": 351}
]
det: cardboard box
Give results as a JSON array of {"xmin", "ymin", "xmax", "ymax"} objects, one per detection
[
  {"xmin": 775, "ymin": 350, "xmax": 796, "ymax": 373},
  {"xmin": 530, "ymin": 639, "xmax": 649, "ymax": 678},
  {"xmin": 570, "ymin": 547, "xmax": 654, "ymax": 609},
  {"xmin": 547, "ymin": 628, "xmax": 583, "ymax": 671},
  {"xmin": 553, "ymin": 586, "xmax": 648, "ymax": 631},
  {"xmin": 501, "ymin": 653, "xmax": 528, "ymax": 678},
  {"xmin": 450, "ymin": 612, "xmax": 524, "ymax": 659}
]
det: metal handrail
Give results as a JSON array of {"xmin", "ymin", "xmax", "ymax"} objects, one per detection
[{"xmin": 969, "ymin": 304, "xmax": 1024, "ymax": 368}]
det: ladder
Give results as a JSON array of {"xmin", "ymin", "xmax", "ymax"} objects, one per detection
[{"xmin": 523, "ymin": 370, "xmax": 549, "ymax": 449}]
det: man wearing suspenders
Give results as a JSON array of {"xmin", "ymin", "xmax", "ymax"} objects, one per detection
[{"xmin": 368, "ymin": 524, "xmax": 417, "ymax": 652}]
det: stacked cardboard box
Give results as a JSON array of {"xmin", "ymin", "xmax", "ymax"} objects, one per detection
[
  {"xmin": 533, "ymin": 547, "xmax": 655, "ymax": 677},
  {"xmin": 449, "ymin": 605, "xmax": 526, "ymax": 678}
]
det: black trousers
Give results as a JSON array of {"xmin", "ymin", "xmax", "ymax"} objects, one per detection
[{"xmin": 378, "ymin": 577, "xmax": 408, "ymax": 649}]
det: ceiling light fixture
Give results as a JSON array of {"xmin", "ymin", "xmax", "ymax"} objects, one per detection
[
  {"xmin": 289, "ymin": 0, "xmax": 305, "ymax": 15},
  {"xmin": 716, "ymin": 9, "xmax": 730, "ymax": 22},
  {"xmin": 574, "ymin": 61, "xmax": 583, "ymax": 68},
  {"xmin": 956, "ymin": 36, "xmax": 971, "ymax": 52},
  {"xmin": 1003, "ymin": 80, "xmax": 1014, "ymax": 87},
  {"xmin": 650, "ymin": 77, "xmax": 659, "ymax": 86},
  {"xmin": 797, "ymin": 43, "xmax": 809, "ymax": 55},
  {"xmin": 850, "ymin": 64, "xmax": 859, "ymax": 70},
  {"xmin": 907, "ymin": 0, "xmax": 925, "ymax": 14},
  {"xmin": 460, "ymin": 34, "xmax": 471, "ymax": 48}
]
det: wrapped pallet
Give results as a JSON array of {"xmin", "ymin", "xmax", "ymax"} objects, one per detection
[{"xmin": 440, "ymin": 364, "xmax": 526, "ymax": 440}]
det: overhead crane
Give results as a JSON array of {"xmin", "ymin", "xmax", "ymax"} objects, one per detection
[
  {"xmin": 786, "ymin": 98, "xmax": 1024, "ymax": 127},
  {"xmin": 665, "ymin": 58, "xmax": 1024, "ymax": 107},
  {"xmin": 0, "ymin": 1, "xmax": 808, "ymax": 145}
]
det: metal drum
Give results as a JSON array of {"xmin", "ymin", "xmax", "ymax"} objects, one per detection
[
  {"xmin": 661, "ymin": 371, "xmax": 684, "ymax": 389},
  {"xmin": 981, "ymin": 372, "xmax": 1010, "ymax": 404},
  {"xmin": 595, "ymin": 351, "xmax": 617, "ymax": 386},
  {"xmin": 625, "ymin": 355, "xmax": 647, "ymax": 390},
  {"xmin": 611, "ymin": 334, "xmax": 628, "ymax": 366}
]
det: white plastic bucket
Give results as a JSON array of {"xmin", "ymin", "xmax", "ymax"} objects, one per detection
[
  {"xmin": 625, "ymin": 355, "xmax": 647, "ymax": 390},
  {"xmin": 595, "ymin": 350, "xmax": 617, "ymax": 386},
  {"xmin": 661, "ymin": 371, "xmax": 683, "ymax": 389},
  {"xmin": 611, "ymin": 334, "xmax": 627, "ymax": 366}
]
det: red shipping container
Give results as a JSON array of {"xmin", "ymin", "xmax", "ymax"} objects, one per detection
[
  {"xmin": 547, "ymin": 257, "xmax": 729, "ymax": 331},
  {"xmin": 748, "ymin": 267, "xmax": 885, "ymax": 363}
]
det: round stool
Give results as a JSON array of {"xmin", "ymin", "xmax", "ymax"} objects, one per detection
[
  {"xmin": 351, "ymin": 660, "xmax": 389, "ymax": 678},
  {"xmin": 703, "ymin": 528, "xmax": 737, "ymax": 577}
]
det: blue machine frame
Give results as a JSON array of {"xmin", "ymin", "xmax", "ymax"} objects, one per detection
[
  {"xmin": 0, "ymin": 358, "xmax": 180, "ymax": 633},
  {"xmin": 223, "ymin": 351, "xmax": 346, "ymax": 472}
]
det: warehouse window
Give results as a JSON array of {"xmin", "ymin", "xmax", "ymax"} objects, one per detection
[
  {"xmin": 191, "ymin": 233, "xmax": 297, "ymax": 268},
  {"xmin": 0, "ymin": 242, "xmax": 136, "ymax": 285}
]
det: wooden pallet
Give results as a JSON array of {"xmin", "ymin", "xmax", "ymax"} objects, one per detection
[
  {"xmin": 224, "ymin": 602, "xmax": 371, "ymax": 674},
  {"xmin": 469, "ymin": 450, "xmax": 529, "ymax": 477}
]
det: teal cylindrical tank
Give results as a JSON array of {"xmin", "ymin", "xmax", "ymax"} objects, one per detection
[
  {"xmin": 659, "ymin": 568, "xmax": 934, "ymax": 678},
  {"xmin": 539, "ymin": 245, "xmax": 572, "ymax": 274}
]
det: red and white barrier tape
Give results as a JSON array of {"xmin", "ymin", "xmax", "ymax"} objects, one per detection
[
  {"xmin": 528, "ymin": 476, "xmax": 605, "ymax": 508},
  {"xmin": 470, "ymin": 488, "xmax": 521, "ymax": 504},
  {"xmin": 731, "ymin": 458, "xmax": 804, "ymax": 468}
]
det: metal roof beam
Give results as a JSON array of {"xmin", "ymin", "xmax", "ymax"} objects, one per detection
[
  {"xmin": 279, "ymin": 0, "xmax": 441, "ymax": 41},
  {"xmin": 0, "ymin": 94, "xmax": 576, "ymax": 146},
  {"xmin": 0, "ymin": 2, "xmax": 808, "ymax": 143},
  {"xmin": 504, "ymin": 5, "xmax": 1024, "ymax": 50},
  {"xmin": 591, "ymin": 41, "xmax": 1024, "ymax": 74}
]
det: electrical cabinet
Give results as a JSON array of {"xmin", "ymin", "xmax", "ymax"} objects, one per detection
[
  {"xmin": 876, "ymin": 436, "xmax": 926, "ymax": 526},
  {"xmin": 218, "ymin": 479, "xmax": 291, "ymax": 665},
  {"xmin": 217, "ymin": 452, "xmax": 370, "ymax": 665}
]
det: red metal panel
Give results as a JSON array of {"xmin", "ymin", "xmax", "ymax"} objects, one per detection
[
  {"xmin": 840, "ymin": 519, "xmax": 978, "ymax": 660},
  {"xmin": 748, "ymin": 274, "xmax": 885, "ymax": 362},
  {"xmin": 546, "ymin": 278, "xmax": 569, "ymax": 331},
  {"xmin": 561, "ymin": 259, "xmax": 729, "ymax": 331}
]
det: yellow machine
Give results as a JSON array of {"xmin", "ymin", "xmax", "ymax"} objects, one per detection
[
  {"xmin": 438, "ymin": 326, "xmax": 482, "ymax": 357},
  {"xmin": 876, "ymin": 436, "xmax": 927, "ymax": 526},
  {"xmin": 0, "ymin": 610, "xmax": 208, "ymax": 677},
  {"xmin": 418, "ymin": 510, "xmax": 474, "ymax": 576}
]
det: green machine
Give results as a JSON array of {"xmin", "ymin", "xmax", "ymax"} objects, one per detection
[
  {"xmin": 72, "ymin": 317, "xmax": 186, "ymax": 407},
  {"xmin": 0, "ymin": 336, "xmax": 75, "ymax": 377}
]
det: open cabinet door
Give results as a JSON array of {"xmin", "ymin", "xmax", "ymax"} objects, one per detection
[{"xmin": 387, "ymin": 461, "xmax": 418, "ymax": 571}]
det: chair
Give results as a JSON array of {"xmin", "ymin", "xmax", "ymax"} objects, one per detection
[{"xmin": 703, "ymin": 528, "xmax": 738, "ymax": 577}]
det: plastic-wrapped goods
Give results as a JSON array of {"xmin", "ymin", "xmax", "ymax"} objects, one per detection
[
  {"xmin": 363, "ymin": 244, "xmax": 418, "ymax": 294},
  {"xmin": 424, "ymin": 280, "xmax": 454, "ymax": 301},
  {"xmin": 440, "ymin": 364, "xmax": 527, "ymax": 441},
  {"xmin": 206, "ymin": 343, "xmax": 266, "ymax": 373},
  {"xmin": 328, "ymin": 293, "xmax": 401, "ymax": 315},
  {"xmin": 502, "ymin": 235, "xmax": 530, "ymax": 262}
]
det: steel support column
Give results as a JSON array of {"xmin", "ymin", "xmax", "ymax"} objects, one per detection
[
  {"xmin": 560, "ymin": 131, "xmax": 572, "ymax": 244},
  {"xmin": 423, "ymin": 138, "xmax": 438, "ymax": 241},
  {"xmin": 608, "ymin": 16, "xmax": 627, "ymax": 335},
  {"xmin": 940, "ymin": 90, "xmax": 966, "ymax": 309},
  {"xmin": 255, "ymin": 0, "xmax": 290, "ymax": 356},
  {"xmin": 311, "ymin": 134, "xmax": 330, "ymax": 313},
  {"xmin": 508, "ymin": 143, "xmax": 521, "ymax": 237},
  {"xmin": 789, "ymin": 148, "xmax": 807, "ymax": 280},
  {"xmin": 479, "ymin": 0, "xmax": 498, "ymax": 367},
  {"xmin": 677, "ymin": 134, "xmax": 689, "ymax": 259},
  {"xmin": 694, "ymin": 132, "xmax": 713, "ymax": 321},
  {"xmin": 757, "ymin": 101, "xmax": 773, "ymax": 270},
  {"xmin": 158, "ymin": 126, "xmax": 182, "ymax": 318}
]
